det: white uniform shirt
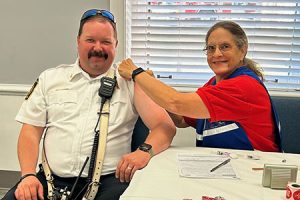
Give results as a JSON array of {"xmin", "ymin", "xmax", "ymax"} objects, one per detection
[{"xmin": 16, "ymin": 59, "xmax": 139, "ymax": 177}]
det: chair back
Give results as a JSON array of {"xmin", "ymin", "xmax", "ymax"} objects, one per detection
[
  {"xmin": 272, "ymin": 96, "xmax": 300, "ymax": 154},
  {"xmin": 131, "ymin": 117, "xmax": 149, "ymax": 151}
]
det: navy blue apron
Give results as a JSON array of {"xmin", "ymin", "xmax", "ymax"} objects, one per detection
[{"xmin": 195, "ymin": 66, "xmax": 282, "ymax": 151}]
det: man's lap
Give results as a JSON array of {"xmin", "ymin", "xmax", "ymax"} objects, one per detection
[{"xmin": 2, "ymin": 170, "xmax": 129, "ymax": 200}]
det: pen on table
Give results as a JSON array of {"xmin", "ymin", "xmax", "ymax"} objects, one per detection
[
  {"xmin": 210, "ymin": 158, "xmax": 231, "ymax": 172},
  {"xmin": 252, "ymin": 167, "xmax": 264, "ymax": 171}
]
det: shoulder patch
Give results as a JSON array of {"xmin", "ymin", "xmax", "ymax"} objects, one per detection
[{"xmin": 25, "ymin": 78, "xmax": 39, "ymax": 100}]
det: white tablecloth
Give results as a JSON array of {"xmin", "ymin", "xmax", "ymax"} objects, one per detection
[{"xmin": 120, "ymin": 146, "xmax": 300, "ymax": 200}]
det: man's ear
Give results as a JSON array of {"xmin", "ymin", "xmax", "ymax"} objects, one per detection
[
  {"xmin": 77, "ymin": 36, "xmax": 80, "ymax": 45},
  {"xmin": 115, "ymin": 40, "xmax": 118, "ymax": 48}
]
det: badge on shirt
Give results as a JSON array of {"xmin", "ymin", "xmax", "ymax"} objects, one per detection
[{"xmin": 25, "ymin": 78, "xmax": 39, "ymax": 100}]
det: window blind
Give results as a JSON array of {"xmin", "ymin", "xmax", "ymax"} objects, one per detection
[{"xmin": 126, "ymin": 0, "xmax": 300, "ymax": 91}]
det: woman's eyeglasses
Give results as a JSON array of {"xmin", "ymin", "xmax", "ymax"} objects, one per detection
[
  {"xmin": 81, "ymin": 9, "xmax": 115, "ymax": 23},
  {"xmin": 203, "ymin": 43, "xmax": 232, "ymax": 55}
]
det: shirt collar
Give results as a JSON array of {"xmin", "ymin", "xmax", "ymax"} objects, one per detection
[{"xmin": 68, "ymin": 58, "xmax": 83, "ymax": 81}]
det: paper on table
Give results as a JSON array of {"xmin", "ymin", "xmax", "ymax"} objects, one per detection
[{"xmin": 177, "ymin": 153, "xmax": 239, "ymax": 179}]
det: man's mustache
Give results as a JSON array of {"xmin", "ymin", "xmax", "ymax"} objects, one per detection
[{"xmin": 88, "ymin": 51, "xmax": 108, "ymax": 60}]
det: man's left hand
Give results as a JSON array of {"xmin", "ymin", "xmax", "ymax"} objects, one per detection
[{"xmin": 115, "ymin": 149, "xmax": 151, "ymax": 182}]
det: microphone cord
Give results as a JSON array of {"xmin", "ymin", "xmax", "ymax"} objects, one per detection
[{"xmin": 87, "ymin": 97, "xmax": 106, "ymax": 183}]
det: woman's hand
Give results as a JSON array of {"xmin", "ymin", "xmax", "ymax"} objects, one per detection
[
  {"xmin": 119, "ymin": 58, "xmax": 155, "ymax": 81},
  {"xmin": 118, "ymin": 58, "xmax": 138, "ymax": 80}
]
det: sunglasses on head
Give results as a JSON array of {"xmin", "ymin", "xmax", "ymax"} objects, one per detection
[{"xmin": 81, "ymin": 9, "xmax": 115, "ymax": 23}]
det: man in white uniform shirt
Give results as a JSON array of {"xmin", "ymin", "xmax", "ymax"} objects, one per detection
[{"xmin": 3, "ymin": 9, "xmax": 176, "ymax": 200}]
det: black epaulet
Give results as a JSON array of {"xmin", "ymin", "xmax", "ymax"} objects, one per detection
[{"xmin": 25, "ymin": 78, "xmax": 39, "ymax": 100}]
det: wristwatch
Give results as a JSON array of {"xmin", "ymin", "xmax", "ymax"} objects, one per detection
[
  {"xmin": 138, "ymin": 143, "xmax": 154, "ymax": 158},
  {"xmin": 131, "ymin": 67, "xmax": 145, "ymax": 82}
]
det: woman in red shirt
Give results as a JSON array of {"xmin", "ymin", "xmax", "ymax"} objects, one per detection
[{"xmin": 119, "ymin": 21, "xmax": 281, "ymax": 152}]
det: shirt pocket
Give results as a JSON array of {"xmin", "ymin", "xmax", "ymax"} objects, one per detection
[
  {"xmin": 47, "ymin": 90, "xmax": 78, "ymax": 123},
  {"xmin": 109, "ymin": 95, "xmax": 127, "ymax": 125}
]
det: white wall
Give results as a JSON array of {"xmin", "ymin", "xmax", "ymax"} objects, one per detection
[
  {"xmin": 110, "ymin": 0, "xmax": 125, "ymax": 63},
  {"xmin": 0, "ymin": 0, "xmax": 109, "ymax": 85},
  {"xmin": 0, "ymin": 93, "xmax": 24, "ymax": 171}
]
